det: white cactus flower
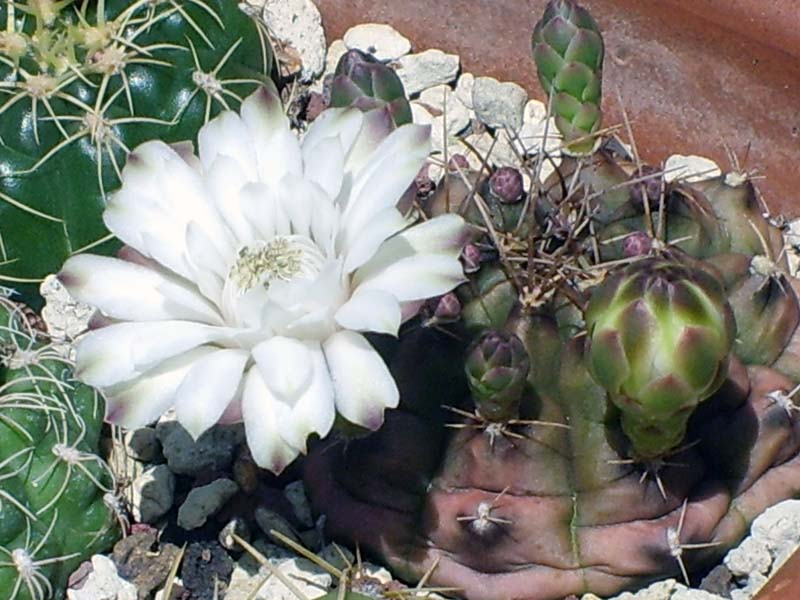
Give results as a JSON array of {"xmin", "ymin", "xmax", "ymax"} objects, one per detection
[{"xmin": 59, "ymin": 84, "xmax": 468, "ymax": 473}]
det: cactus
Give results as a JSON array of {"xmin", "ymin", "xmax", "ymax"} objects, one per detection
[
  {"xmin": 302, "ymin": 2, "xmax": 800, "ymax": 598},
  {"xmin": 330, "ymin": 48, "xmax": 413, "ymax": 128},
  {"xmin": 0, "ymin": 0, "xmax": 272, "ymax": 306},
  {"xmin": 0, "ymin": 296, "xmax": 119, "ymax": 599},
  {"xmin": 532, "ymin": 0, "xmax": 604, "ymax": 154}
]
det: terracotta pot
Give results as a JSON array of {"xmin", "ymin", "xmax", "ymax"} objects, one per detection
[{"xmin": 316, "ymin": 0, "xmax": 800, "ymax": 217}]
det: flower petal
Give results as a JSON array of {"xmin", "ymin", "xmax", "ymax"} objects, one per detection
[
  {"xmin": 241, "ymin": 86, "xmax": 302, "ymax": 186},
  {"xmin": 238, "ymin": 182, "xmax": 290, "ymax": 241},
  {"xmin": 105, "ymin": 141, "xmax": 226, "ymax": 279},
  {"xmin": 302, "ymin": 135, "xmax": 344, "ymax": 201},
  {"xmin": 279, "ymin": 341, "xmax": 336, "ymax": 451},
  {"xmin": 277, "ymin": 175, "xmax": 333, "ymax": 240},
  {"xmin": 205, "ymin": 156, "xmax": 254, "ymax": 244},
  {"xmin": 59, "ymin": 254, "xmax": 221, "ymax": 325},
  {"xmin": 344, "ymin": 106, "xmax": 395, "ymax": 176},
  {"xmin": 104, "ymin": 346, "xmax": 215, "ymax": 429},
  {"xmin": 174, "ymin": 348, "xmax": 249, "ymax": 439},
  {"xmin": 242, "ymin": 366, "xmax": 301, "ymax": 474},
  {"xmin": 339, "ymin": 123, "xmax": 430, "ymax": 241},
  {"xmin": 198, "ymin": 110, "xmax": 257, "ymax": 177},
  {"xmin": 252, "ymin": 336, "xmax": 313, "ymax": 402},
  {"xmin": 335, "ymin": 289, "xmax": 401, "ymax": 336},
  {"xmin": 353, "ymin": 213, "xmax": 469, "ymax": 282},
  {"xmin": 353, "ymin": 254, "xmax": 466, "ymax": 302},
  {"xmin": 342, "ymin": 207, "xmax": 410, "ymax": 273},
  {"xmin": 185, "ymin": 222, "xmax": 229, "ymax": 280},
  {"xmin": 322, "ymin": 330, "xmax": 399, "ymax": 429},
  {"xmin": 302, "ymin": 106, "xmax": 364, "ymax": 160},
  {"xmin": 75, "ymin": 320, "xmax": 231, "ymax": 387}
]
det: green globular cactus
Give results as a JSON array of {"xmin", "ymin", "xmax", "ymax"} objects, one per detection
[
  {"xmin": 532, "ymin": 0, "xmax": 604, "ymax": 154},
  {"xmin": 330, "ymin": 48, "xmax": 413, "ymax": 128},
  {"xmin": 0, "ymin": 296, "xmax": 119, "ymax": 600},
  {"xmin": 0, "ymin": 0, "xmax": 273, "ymax": 306},
  {"xmin": 302, "ymin": 2, "xmax": 800, "ymax": 598},
  {"xmin": 584, "ymin": 258, "xmax": 735, "ymax": 458}
]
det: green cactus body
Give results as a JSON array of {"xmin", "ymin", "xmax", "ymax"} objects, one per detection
[
  {"xmin": 532, "ymin": 0, "xmax": 604, "ymax": 154},
  {"xmin": 585, "ymin": 258, "xmax": 735, "ymax": 458},
  {"xmin": 0, "ymin": 297, "xmax": 118, "ymax": 599},
  {"xmin": 0, "ymin": 0, "xmax": 272, "ymax": 306},
  {"xmin": 329, "ymin": 48, "xmax": 412, "ymax": 128}
]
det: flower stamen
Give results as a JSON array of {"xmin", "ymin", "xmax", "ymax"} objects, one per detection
[{"xmin": 229, "ymin": 237, "xmax": 307, "ymax": 292}]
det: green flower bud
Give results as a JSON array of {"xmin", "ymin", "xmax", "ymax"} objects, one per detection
[
  {"xmin": 585, "ymin": 258, "xmax": 735, "ymax": 457},
  {"xmin": 330, "ymin": 49, "xmax": 412, "ymax": 127},
  {"xmin": 465, "ymin": 330, "xmax": 531, "ymax": 421},
  {"xmin": 532, "ymin": 0, "xmax": 604, "ymax": 154}
]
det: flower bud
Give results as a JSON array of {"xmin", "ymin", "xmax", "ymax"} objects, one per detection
[
  {"xmin": 585, "ymin": 258, "xmax": 735, "ymax": 457},
  {"xmin": 465, "ymin": 330, "xmax": 531, "ymax": 421},
  {"xmin": 489, "ymin": 167, "xmax": 525, "ymax": 204}
]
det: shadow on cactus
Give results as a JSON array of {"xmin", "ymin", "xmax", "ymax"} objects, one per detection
[
  {"xmin": 0, "ymin": 297, "xmax": 120, "ymax": 600},
  {"xmin": 303, "ymin": 1, "xmax": 800, "ymax": 599},
  {"xmin": 0, "ymin": 0, "xmax": 273, "ymax": 306}
]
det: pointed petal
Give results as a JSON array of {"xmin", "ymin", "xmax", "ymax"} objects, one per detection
[
  {"xmin": 104, "ymin": 346, "xmax": 214, "ymax": 429},
  {"xmin": 279, "ymin": 341, "xmax": 336, "ymax": 451},
  {"xmin": 197, "ymin": 110, "xmax": 257, "ymax": 177},
  {"xmin": 335, "ymin": 289, "xmax": 401, "ymax": 336},
  {"xmin": 323, "ymin": 330, "xmax": 399, "ymax": 429},
  {"xmin": 205, "ymin": 156, "xmax": 255, "ymax": 244},
  {"xmin": 277, "ymin": 175, "xmax": 333, "ymax": 239},
  {"xmin": 241, "ymin": 87, "xmax": 302, "ymax": 186},
  {"xmin": 59, "ymin": 254, "xmax": 221, "ymax": 325},
  {"xmin": 242, "ymin": 367, "xmax": 301, "ymax": 474},
  {"xmin": 302, "ymin": 135, "xmax": 345, "ymax": 201},
  {"xmin": 302, "ymin": 106, "xmax": 364, "ymax": 159},
  {"xmin": 354, "ymin": 253, "xmax": 466, "ymax": 302},
  {"xmin": 174, "ymin": 348, "xmax": 249, "ymax": 439},
  {"xmin": 185, "ymin": 222, "xmax": 229, "ymax": 280},
  {"xmin": 340, "ymin": 124, "xmax": 430, "ymax": 240},
  {"xmin": 251, "ymin": 336, "xmax": 313, "ymax": 402},
  {"xmin": 341, "ymin": 207, "xmax": 410, "ymax": 273},
  {"xmin": 344, "ymin": 106, "xmax": 395, "ymax": 175},
  {"xmin": 75, "ymin": 320, "xmax": 230, "ymax": 387}
]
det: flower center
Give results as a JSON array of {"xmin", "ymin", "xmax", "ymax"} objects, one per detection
[{"xmin": 228, "ymin": 235, "xmax": 325, "ymax": 293}]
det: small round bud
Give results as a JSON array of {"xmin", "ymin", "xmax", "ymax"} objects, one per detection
[
  {"xmin": 461, "ymin": 244, "xmax": 482, "ymax": 274},
  {"xmin": 434, "ymin": 293, "xmax": 462, "ymax": 321},
  {"xmin": 448, "ymin": 154, "xmax": 470, "ymax": 173},
  {"xmin": 622, "ymin": 231, "xmax": 653, "ymax": 258},
  {"xmin": 489, "ymin": 167, "xmax": 525, "ymax": 204}
]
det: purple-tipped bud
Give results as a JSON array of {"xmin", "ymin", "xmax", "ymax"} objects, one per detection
[
  {"xmin": 465, "ymin": 330, "xmax": 531, "ymax": 421},
  {"xmin": 448, "ymin": 154, "xmax": 470, "ymax": 173},
  {"xmin": 489, "ymin": 167, "xmax": 525, "ymax": 204},
  {"xmin": 330, "ymin": 49, "xmax": 412, "ymax": 126},
  {"xmin": 414, "ymin": 164, "xmax": 435, "ymax": 197},
  {"xmin": 461, "ymin": 244, "xmax": 482, "ymax": 274},
  {"xmin": 622, "ymin": 231, "xmax": 653, "ymax": 258},
  {"xmin": 434, "ymin": 293, "xmax": 462, "ymax": 321}
]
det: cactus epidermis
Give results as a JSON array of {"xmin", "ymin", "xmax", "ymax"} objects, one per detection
[{"xmin": 0, "ymin": 296, "xmax": 119, "ymax": 599}]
